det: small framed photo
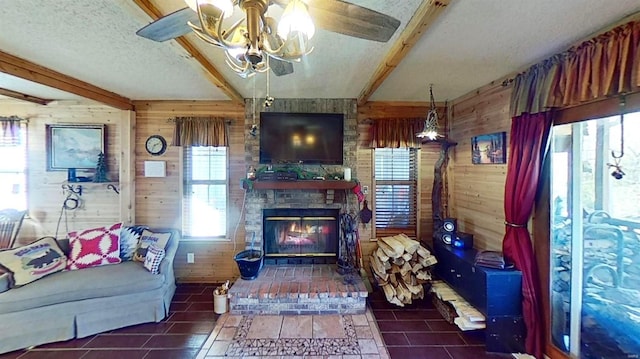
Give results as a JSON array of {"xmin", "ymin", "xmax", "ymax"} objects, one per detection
[
  {"xmin": 471, "ymin": 131, "xmax": 506, "ymax": 164},
  {"xmin": 46, "ymin": 124, "xmax": 106, "ymax": 171}
]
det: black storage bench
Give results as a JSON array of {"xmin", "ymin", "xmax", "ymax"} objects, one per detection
[{"xmin": 432, "ymin": 241, "xmax": 526, "ymax": 353}]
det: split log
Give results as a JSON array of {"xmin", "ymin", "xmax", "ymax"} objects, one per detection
[
  {"xmin": 395, "ymin": 234, "xmax": 420, "ymax": 254},
  {"xmin": 379, "ymin": 235, "xmax": 405, "ymax": 258},
  {"xmin": 371, "ymin": 234, "xmax": 438, "ymax": 306}
]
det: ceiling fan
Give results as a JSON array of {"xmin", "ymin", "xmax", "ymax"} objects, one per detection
[{"xmin": 136, "ymin": 0, "xmax": 401, "ymax": 77}]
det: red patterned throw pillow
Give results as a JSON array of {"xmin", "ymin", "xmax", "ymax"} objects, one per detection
[{"xmin": 66, "ymin": 223, "xmax": 123, "ymax": 270}]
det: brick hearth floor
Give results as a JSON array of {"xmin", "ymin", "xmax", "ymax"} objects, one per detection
[
  {"xmin": 228, "ymin": 264, "xmax": 368, "ymax": 315},
  {"xmin": 0, "ymin": 282, "xmax": 511, "ymax": 359}
]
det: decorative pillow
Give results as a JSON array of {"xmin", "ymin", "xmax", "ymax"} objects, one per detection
[
  {"xmin": 0, "ymin": 237, "xmax": 67, "ymax": 286},
  {"xmin": 119, "ymin": 225, "xmax": 147, "ymax": 261},
  {"xmin": 66, "ymin": 223, "xmax": 123, "ymax": 270},
  {"xmin": 0, "ymin": 272, "xmax": 12, "ymax": 293},
  {"xmin": 133, "ymin": 229, "xmax": 171, "ymax": 262},
  {"xmin": 143, "ymin": 244, "xmax": 166, "ymax": 274}
]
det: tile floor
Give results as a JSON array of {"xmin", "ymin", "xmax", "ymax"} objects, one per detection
[
  {"xmin": 197, "ymin": 309, "xmax": 387, "ymax": 358},
  {"xmin": 0, "ymin": 283, "xmax": 512, "ymax": 359},
  {"xmin": 368, "ymin": 290, "xmax": 512, "ymax": 359}
]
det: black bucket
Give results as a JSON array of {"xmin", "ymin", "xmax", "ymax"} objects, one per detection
[{"xmin": 234, "ymin": 249, "xmax": 264, "ymax": 280}]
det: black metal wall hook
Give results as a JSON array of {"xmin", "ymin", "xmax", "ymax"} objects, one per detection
[
  {"xmin": 611, "ymin": 113, "xmax": 625, "ymax": 159},
  {"xmin": 62, "ymin": 184, "xmax": 82, "ymax": 196},
  {"xmin": 107, "ymin": 184, "xmax": 120, "ymax": 194}
]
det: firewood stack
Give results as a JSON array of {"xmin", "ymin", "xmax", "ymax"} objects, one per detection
[{"xmin": 369, "ymin": 234, "xmax": 438, "ymax": 307}]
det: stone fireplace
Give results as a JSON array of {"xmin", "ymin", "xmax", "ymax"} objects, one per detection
[
  {"xmin": 228, "ymin": 99, "xmax": 367, "ymax": 315},
  {"xmin": 242, "ymin": 99, "xmax": 358, "ymax": 253},
  {"xmin": 263, "ymin": 208, "xmax": 339, "ymax": 264}
]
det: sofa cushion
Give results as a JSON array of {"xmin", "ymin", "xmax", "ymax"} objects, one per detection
[
  {"xmin": 67, "ymin": 223, "xmax": 122, "ymax": 270},
  {"xmin": 0, "ymin": 237, "xmax": 67, "ymax": 286},
  {"xmin": 0, "ymin": 261, "xmax": 166, "ymax": 314},
  {"xmin": 133, "ymin": 229, "xmax": 171, "ymax": 262}
]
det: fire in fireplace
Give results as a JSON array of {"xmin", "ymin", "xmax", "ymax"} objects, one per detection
[{"xmin": 263, "ymin": 208, "xmax": 339, "ymax": 264}]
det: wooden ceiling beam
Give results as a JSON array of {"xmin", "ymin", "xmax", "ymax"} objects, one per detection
[
  {"xmin": 132, "ymin": 0, "xmax": 244, "ymax": 104},
  {"xmin": 357, "ymin": 0, "xmax": 451, "ymax": 106},
  {"xmin": 0, "ymin": 51, "xmax": 134, "ymax": 110},
  {"xmin": 0, "ymin": 87, "xmax": 52, "ymax": 106}
]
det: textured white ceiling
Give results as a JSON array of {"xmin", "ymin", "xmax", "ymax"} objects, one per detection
[
  {"xmin": 372, "ymin": 0, "xmax": 640, "ymax": 102},
  {"xmin": 1, "ymin": 0, "xmax": 639, "ymax": 104}
]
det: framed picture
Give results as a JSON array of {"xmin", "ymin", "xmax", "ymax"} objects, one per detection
[
  {"xmin": 46, "ymin": 124, "xmax": 106, "ymax": 171},
  {"xmin": 471, "ymin": 131, "xmax": 506, "ymax": 164}
]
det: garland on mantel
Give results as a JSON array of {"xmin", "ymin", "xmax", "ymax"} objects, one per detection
[{"xmin": 241, "ymin": 164, "xmax": 352, "ymax": 190}]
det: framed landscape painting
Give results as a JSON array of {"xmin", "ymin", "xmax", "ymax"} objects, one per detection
[
  {"xmin": 471, "ymin": 132, "xmax": 506, "ymax": 164},
  {"xmin": 46, "ymin": 124, "xmax": 106, "ymax": 171}
]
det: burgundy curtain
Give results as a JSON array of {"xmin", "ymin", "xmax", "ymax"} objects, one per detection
[{"xmin": 503, "ymin": 111, "xmax": 552, "ymax": 358}]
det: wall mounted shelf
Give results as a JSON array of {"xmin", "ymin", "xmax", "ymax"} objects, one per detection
[{"xmin": 243, "ymin": 180, "xmax": 356, "ymax": 191}]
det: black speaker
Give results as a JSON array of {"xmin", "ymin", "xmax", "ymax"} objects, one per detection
[
  {"xmin": 442, "ymin": 218, "xmax": 457, "ymax": 233},
  {"xmin": 452, "ymin": 232, "xmax": 474, "ymax": 250},
  {"xmin": 439, "ymin": 231, "xmax": 454, "ymax": 245}
]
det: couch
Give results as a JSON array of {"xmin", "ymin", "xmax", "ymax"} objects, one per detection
[{"xmin": 0, "ymin": 227, "xmax": 179, "ymax": 354}]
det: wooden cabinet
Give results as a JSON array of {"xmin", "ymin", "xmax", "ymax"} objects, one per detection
[{"xmin": 433, "ymin": 241, "xmax": 525, "ymax": 353}]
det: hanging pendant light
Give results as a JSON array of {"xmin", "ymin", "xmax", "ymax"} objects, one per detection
[{"xmin": 416, "ymin": 84, "xmax": 441, "ymax": 140}]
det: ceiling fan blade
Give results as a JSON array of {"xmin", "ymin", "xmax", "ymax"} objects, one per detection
[
  {"xmin": 269, "ymin": 57, "xmax": 294, "ymax": 76},
  {"xmin": 272, "ymin": 0, "xmax": 401, "ymax": 42},
  {"xmin": 136, "ymin": 7, "xmax": 198, "ymax": 42}
]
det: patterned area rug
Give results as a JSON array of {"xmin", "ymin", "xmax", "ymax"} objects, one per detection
[
  {"xmin": 227, "ymin": 315, "xmax": 360, "ymax": 356},
  {"xmin": 196, "ymin": 308, "xmax": 389, "ymax": 358}
]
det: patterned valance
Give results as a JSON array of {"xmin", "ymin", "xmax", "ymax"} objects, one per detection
[
  {"xmin": 0, "ymin": 116, "xmax": 23, "ymax": 147},
  {"xmin": 369, "ymin": 118, "xmax": 423, "ymax": 148},
  {"xmin": 171, "ymin": 117, "xmax": 229, "ymax": 147},
  {"xmin": 511, "ymin": 20, "xmax": 640, "ymax": 117}
]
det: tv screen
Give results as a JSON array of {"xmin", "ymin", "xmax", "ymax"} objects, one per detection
[{"xmin": 259, "ymin": 112, "xmax": 344, "ymax": 165}]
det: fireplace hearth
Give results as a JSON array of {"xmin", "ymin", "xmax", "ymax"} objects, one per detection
[{"xmin": 263, "ymin": 208, "xmax": 339, "ymax": 264}]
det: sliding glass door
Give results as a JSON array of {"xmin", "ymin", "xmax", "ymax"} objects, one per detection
[{"xmin": 550, "ymin": 112, "xmax": 640, "ymax": 358}]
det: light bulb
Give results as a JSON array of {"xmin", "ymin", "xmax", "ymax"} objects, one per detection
[
  {"xmin": 184, "ymin": 0, "xmax": 234, "ymax": 19},
  {"xmin": 277, "ymin": 0, "xmax": 315, "ymax": 40}
]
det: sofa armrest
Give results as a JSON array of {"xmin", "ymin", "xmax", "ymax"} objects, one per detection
[{"xmin": 145, "ymin": 228, "xmax": 180, "ymax": 283}]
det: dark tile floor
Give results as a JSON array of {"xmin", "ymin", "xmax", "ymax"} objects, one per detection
[
  {"xmin": 368, "ymin": 289, "xmax": 513, "ymax": 359},
  {"xmin": 0, "ymin": 283, "xmax": 221, "ymax": 359},
  {"xmin": 1, "ymin": 283, "xmax": 512, "ymax": 359}
]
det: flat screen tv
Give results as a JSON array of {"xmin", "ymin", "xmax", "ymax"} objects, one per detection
[{"xmin": 259, "ymin": 112, "xmax": 344, "ymax": 165}]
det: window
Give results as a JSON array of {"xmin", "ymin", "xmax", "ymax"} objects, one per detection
[
  {"xmin": 0, "ymin": 122, "xmax": 27, "ymax": 210},
  {"xmin": 374, "ymin": 147, "xmax": 418, "ymax": 238},
  {"xmin": 550, "ymin": 112, "xmax": 640, "ymax": 358},
  {"xmin": 183, "ymin": 146, "xmax": 227, "ymax": 238}
]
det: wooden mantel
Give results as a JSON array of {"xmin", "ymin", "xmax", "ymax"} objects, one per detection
[{"xmin": 243, "ymin": 180, "xmax": 357, "ymax": 191}]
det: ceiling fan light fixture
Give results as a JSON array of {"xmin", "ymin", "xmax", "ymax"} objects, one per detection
[
  {"xmin": 277, "ymin": 0, "xmax": 315, "ymax": 41},
  {"xmin": 226, "ymin": 46, "xmax": 247, "ymax": 62},
  {"xmin": 184, "ymin": 0, "xmax": 234, "ymax": 19}
]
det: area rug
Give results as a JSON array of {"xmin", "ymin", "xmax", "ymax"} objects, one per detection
[{"xmin": 196, "ymin": 308, "xmax": 389, "ymax": 358}]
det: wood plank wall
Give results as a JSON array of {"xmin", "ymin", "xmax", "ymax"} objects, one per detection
[
  {"xmin": 3, "ymin": 97, "xmax": 448, "ymax": 283},
  {"xmin": 132, "ymin": 101, "xmax": 245, "ymax": 283},
  {"xmin": 0, "ymin": 99, "xmax": 125, "ymax": 237},
  {"xmin": 448, "ymin": 84, "xmax": 513, "ymax": 251},
  {"xmin": 357, "ymin": 102, "xmax": 445, "ymax": 271}
]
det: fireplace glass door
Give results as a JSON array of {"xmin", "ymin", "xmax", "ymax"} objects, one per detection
[{"xmin": 263, "ymin": 209, "xmax": 338, "ymax": 259}]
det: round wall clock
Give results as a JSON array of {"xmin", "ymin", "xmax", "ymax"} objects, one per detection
[{"xmin": 145, "ymin": 135, "xmax": 167, "ymax": 156}]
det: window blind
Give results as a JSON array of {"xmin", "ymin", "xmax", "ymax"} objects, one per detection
[
  {"xmin": 0, "ymin": 122, "xmax": 26, "ymax": 210},
  {"xmin": 374, "ymin": 148, "xmax": 418, "ymax": 238},
  {"xmin": 183, "ymin": 146, "xmax": 227, "ymax": 238}
]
